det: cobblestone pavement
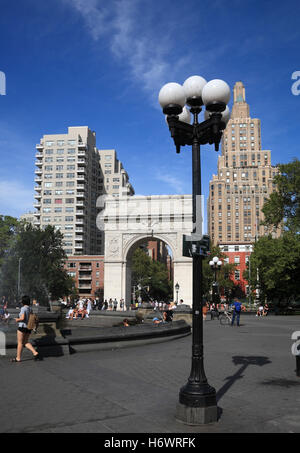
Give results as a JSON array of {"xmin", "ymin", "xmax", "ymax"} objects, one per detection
[{"xmin": 0, "ymin": 315, "xmax": 300, "ymax": 433}]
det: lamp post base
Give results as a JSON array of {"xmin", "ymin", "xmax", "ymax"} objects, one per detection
[{"xmin": 175, "ymin": 402, "xmax": 218, "ymax": 425}]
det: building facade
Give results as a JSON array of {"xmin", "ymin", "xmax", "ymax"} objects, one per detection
[
  {"xmin": 207, "ymin": 82, "xmax": 281, "ymax": 295},
  {"xmin": 64, "ymin": 255, "xmax": 104, "ymax": 299},
  {"xmin": 207, "ymin": 81, "xmax": 280, "ymax": 245},
  {"xmin": 33, "ymin": 126, "xmax": 134, "ymax": 256}
]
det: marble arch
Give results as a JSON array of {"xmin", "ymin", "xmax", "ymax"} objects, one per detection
[{"xmin": 96, "ymin": 194, "xmax": 199, "ymax": 307}]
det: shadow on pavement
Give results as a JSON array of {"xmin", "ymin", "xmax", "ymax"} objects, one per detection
[
  {"xmin": 260, "ymin": 378, "xmax": 300, "ymax": 388},
  {"xmin": 217, "ymin": 355, "xmax": 272, "ymax": 403}
]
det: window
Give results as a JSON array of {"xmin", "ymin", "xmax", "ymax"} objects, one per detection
[
  {"xmin": 67, "ymin": 173, "xmax": 75, "ymax": 178},
  {"xmin": 68, "ymin": 262, "xmax": 76, "ymax": 268},
  {"xmin": 68, "ymin": 140, "xmax": 76, "ymax": 145},
  {"xmin": 67, "ymin": 165, "xmax": 75, "ymax": 170},
  {"xmin": 42, "ymin": 208, "xmax": 51, "ymax": 213},
  {"xmin": 234, "ymin": 245, "xmax": 239, "ymax": 251},
  {"xmin": 67, "ymin": 148, "xmax": 76, "ymax": 154},
  {"xmin": 55, "ymin": 181, "xmax": 63, "ymax": 187},
  {"xmin": 105, "ymin": 155, "xmax": 112, "ymax": 160},
  {"xmin": 45, "ymin": 141, "xmax": 54, "ymax": 146},
  {"xmin": 55, "ymin": 199, "xmax": 62, "ymax": 204},
  {"xmin": 56, "ymin": 165, "xmax": 64, "ymax": 171},
  {"xmin": 65, "ymin": 207, "xmax": 74, "ymax": 212},
  {"xmin": 65, "ymin": 225, "xmax": 73, "ymax": 230},
  {"xmin": 43, "ymin": 190, "xmax": 52, "ymax": 195},
  {"xmin": 42, "ymin": 217, "xmax": 51, "ymax": 222},
  {"xmin": 234, "ymin": 256, "xmax": 240, "ymax": 264},
  {"xmin": 66, "ymin": 181, "xmax": 74, "ymax": 187},
  {"xmin": 45, "ymin": 149, "xmax": 53, "ymax": 155},
  {"xmin": 56, "ymin": 149, "xmax": 64, "ymax": 155},
  {"xmin": 55, "ymin": 190, "xmax": 63, "ymax": 195},
  {"xmin": 66, "ymin": 190, "xmax": 74, "ymax": 195},
  {"xmin": 44, "ymin": 174, "xmax": 53, "ymax": 179},
  {"xmin": 44, "ymin": 199, "xmax": 51, "ymax": 204},
  {"xmin": 56, "ymin": 173, "xmax": 64, "ymax": 179},
  {"xmin": 65, "ymin": 198, "xmax": 74, "ymax": 204},
  {"xmin": 65, "ymin": 216, "xmax": 74, "ymax": 221},
  {"xmin": 57, "ymin": 140, "xmax": 65, "ymax": 146},
  {"xmin": 54, "ymin": 207, "xmax": 62, "ymax": 213},
  {"xmin": 234, "ymin": 270, "xmax": 240, "ymax": 280}
]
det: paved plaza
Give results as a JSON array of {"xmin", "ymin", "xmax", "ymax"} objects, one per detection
[{"xmin": 0, "ymin": 314, "xmax": 300, "ymax": 433}]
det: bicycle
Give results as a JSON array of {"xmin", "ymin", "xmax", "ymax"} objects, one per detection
[{"xmin": 219, "ymin": 310, "xmax": 232, "ymax": 326}]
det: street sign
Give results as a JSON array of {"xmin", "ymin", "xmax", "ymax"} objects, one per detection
[{"xmin": 182, "ymin": 234, "xmax": 210, "ymax": 257}]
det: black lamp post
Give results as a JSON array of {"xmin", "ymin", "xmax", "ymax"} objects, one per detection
[
  {"xmin": 175, "ymin": 282, "xmax": 180, "ymax": 304},
  {"xmin": 209, "ymin": 256, "xmax": 222, "ymax": 306},
  {"xmin": 159, "ymin": 76, "xmax": 231, "ymax": 424}
]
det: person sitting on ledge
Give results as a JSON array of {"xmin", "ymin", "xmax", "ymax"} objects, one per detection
[
  {"xmin": 123, "ymin": 319, "xmax": 129, "ymax": 327},
  {"xmin": 153, "ymin": 317, "xmax": 162, "ymax": 325}
]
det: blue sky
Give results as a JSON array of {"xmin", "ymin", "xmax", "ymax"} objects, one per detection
[{"xmin": 0, "ymin": 0, "xmax": 300, "ymax": 231}]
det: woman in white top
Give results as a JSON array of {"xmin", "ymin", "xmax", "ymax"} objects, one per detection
[{"xmin": 11, "ymin": 295, "xmax": 39, "ymax": 362}]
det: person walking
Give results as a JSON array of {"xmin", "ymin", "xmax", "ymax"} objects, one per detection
[
  {"xmin": 113, "ymin": 298, "xmax": 118, "ymax": 311},
  {"xmin": 231, "ymin": 298, "xmax": 242, "ymax": 327},
  {"xmin": 11, "ymin": 295, "xmax": 40, "ymax": 362}
]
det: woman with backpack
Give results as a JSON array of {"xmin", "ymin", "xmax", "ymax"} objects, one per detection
[{"xmin": 11, "ymin": 295, "xmax": 40, "ymax": 363}]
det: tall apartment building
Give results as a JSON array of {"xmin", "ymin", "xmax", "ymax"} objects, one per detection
[
  {"xmin": 34, "ymin": 126, "xmax": 134, "ymax": 256},
  {"xmin": 207, "ymin": 81, "xmax": 280, "ymax": 246}
]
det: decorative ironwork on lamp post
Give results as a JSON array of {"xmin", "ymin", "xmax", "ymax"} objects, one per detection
[{"xmin": 158, "ymin": 76, "xmax": 231, "ymax": 424}]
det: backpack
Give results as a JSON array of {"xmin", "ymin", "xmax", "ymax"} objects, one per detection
[
  {"xmin": 234, "ymin": 302, "xmax": 241, "ymax": 312},
  {"xmin": 27, "ymin": 313, "xmax": 39, "ymax": 331}
]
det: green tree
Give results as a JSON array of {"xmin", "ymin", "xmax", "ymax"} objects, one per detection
[
  {"xmin": 0, "ymin": 223, "xmax": 75, "ymax": 305},
  {"xmin": 262, "ymin": 158, "xmax": 300, "ymax": 233},
  {"xmin": 0, "ymin": 215, "xmax": 20, "ymax": 266},
  {"xmin": 131, "ymin": 247, "xmax": 172, "ymax": 302},
  {"xmin": 249, "ymin": 233, "xmax": 300, "ymax": 303}
]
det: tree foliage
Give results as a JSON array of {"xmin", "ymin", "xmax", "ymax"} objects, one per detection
[
  {"xmin": 248, "ymin": 233, "xmax": 300, "ymax": 302},
  {"xmin": 0, "ymin": 220, "xmax": 75, "ymax": 305},
  {"xmin": 262, "ymin": 159, "xmax": 300, "ymax": 232},
  {"xmin": 131, "ymin": 247, "xmax": 172, "ymax": 301}
]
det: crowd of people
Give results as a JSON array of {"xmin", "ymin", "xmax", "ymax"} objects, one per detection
[{"xmin": 256, "ymin": 303, "xmax": 269, "ymax": 317}]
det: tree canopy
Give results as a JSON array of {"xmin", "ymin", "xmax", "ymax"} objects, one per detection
[
  {"xmin": 262, "ymin": 158, "xmax": 300, "ymax": 232},
  {"xmin": 248, "ymin": 232, "xmax": 300, "ymax": 303},
  {"xmin": 0, "ymin": 219, "xmax": 75, "ymax": 305},
  {"xmin": 131, "ymin": 247, "xmax": 172, "ymax": 302}
]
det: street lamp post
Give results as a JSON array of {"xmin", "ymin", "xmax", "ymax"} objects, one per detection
[
  {"xmin": 175, "ymin": 282, "xmax": 180, "ymax": 304},
  {"xmin": 209, "ymin": 256, "xmax": 222, "ymax": 306},
  {"xmin": 159, "ymin": 76, "xmax": 231, "ymax": 424}
]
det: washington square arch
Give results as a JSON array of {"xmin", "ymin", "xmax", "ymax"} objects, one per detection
[{"xmin": 96, "ymin": 194, "xmax": 204, "ymax": 307}]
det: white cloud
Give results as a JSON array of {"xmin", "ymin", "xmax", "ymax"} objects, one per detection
[
  {"xmin": 155, "ymin": 172, "xmax": 187, "ymax": 194},
  {"xmin": 0, "ymin": 180, "xmax": 34, "ymax": 218},
  {"xmin": 64, "ymin": 0, "xmax": 193, "ymax": 103}
]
